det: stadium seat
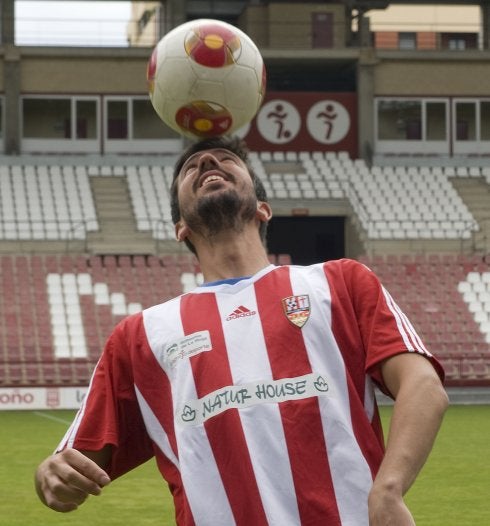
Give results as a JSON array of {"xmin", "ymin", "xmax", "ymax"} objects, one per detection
[
  {"xmin": 94, "ymin": 152, "xmax": 478, "ymax": 245},
  {"xmin": 362, "ymin": 253, "xmax": 490, "ymax": 385},
  {"xmin": 0, "ymin": 164, "xmax": 99, "ymax": 240},
  {"xmin": 0, "ymin": 254, "xmax": 204, "ymax": 387}
]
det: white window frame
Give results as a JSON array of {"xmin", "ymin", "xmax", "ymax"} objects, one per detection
[
  {"xmin": 452, "ymin": 98, "xmax": 490, "ymax": 155},
  {"xmin": 20, "ymin": 95, "xmax": 100, "ymax": 154},
  {"xmin": 103, "ymin": 96, "xmax": 182, "ymax": 154},
  {"xmin": 375, "ymin": 97, "xmax": 449, "ymax": 155},
  {"xmin": 0, "ymin": 95, "xmax": 4, "ymax": 153}
]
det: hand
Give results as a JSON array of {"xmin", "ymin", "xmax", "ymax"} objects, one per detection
[
  {"xmin": 368, "ymin": 485, "xmax": 416, "ymax": 526},
  {"xmin": 35, "ymin": 448, "xmax": 111, "ymax": 512}
]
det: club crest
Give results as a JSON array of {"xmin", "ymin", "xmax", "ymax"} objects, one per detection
[{"xmin": 282, "ymin": 294, "xmax": 310, "ymax": 328}]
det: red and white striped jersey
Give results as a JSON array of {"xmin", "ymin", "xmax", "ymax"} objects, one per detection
[{"xmin": 58, "ymin": 259, "xmax": 444, "ymax": 526}]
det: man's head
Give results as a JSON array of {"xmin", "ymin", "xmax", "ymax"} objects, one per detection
[{"xmin": 170, "ymin": 136, "xmax": 270, "ymax": 255}]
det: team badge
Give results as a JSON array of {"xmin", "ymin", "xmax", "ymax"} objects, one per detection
[{"xmin": 282, "ymin": 295, "xmax": 310, "ymax": 328}]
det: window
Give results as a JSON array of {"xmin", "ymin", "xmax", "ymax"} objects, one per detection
[
  {"xmin": 23, "ymin": 98, "xmax": 71, "ymax": 138},
  {"xmin": 480, "ymin": 101, "xmax": 490, "ymax": 140},
  {"xmin": 449, "ymin": 38, "xmax": 466, "ymax": 50},
  {"xmin": 442, "ymin": 33, "xmax": 478, "ymax": 50},
  {"xmin": 426, "ymin": 102, "xmax": 446, "ymax": 141},
  {"xmin": 107, "ymin": 100, "xmax": 128, "ymax": 139},
  {"xmin": 455, "ymin": 102, "xmax": 476, "ymax": 141},
  {"xmin": 104, "ymin": 97, "xmax": 181, "ymax": 153},
  {"xmin": 377, "ymin": 97, "xmax": 488, "ymax": 156},
  {"xmin": 22, "ymin": 97, "xmax": 99, "ymax": 141},
  {"xmin": 133, "ymin": 98, "xmax": 179, "ymax": 139},
  {"xmin": 399, "ymin": 32, "xmax": 416, "ymax": 50},
  {"xmin": 377, "ymin": 100, "xmax": 421, "ymax": 140},
  {"xmin": 75, "ymin": 100, "xmax": 97, "ymax": 139},
  {"xmin": 376, "ymin": 98, "xmax": 450, "ymax": 156},
  {"xmin": 312, "ymin": 12, "xmax": 334, "ymax": 49}
]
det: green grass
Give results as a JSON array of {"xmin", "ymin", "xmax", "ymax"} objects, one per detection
[
  {"xmin": 1, "ymin": 406, "xmax": 489, "ymax": 525},
  {"xmin": 0, "ymin": 410, "xmax": 172, "ymax": 525},
  {"xmin": 400, "ymin": 405, "xmax": 490, "ymax": 526}
]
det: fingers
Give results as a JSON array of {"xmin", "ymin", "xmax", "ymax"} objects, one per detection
[
  {"xmin": 42, "ymin": 474, "xmax": 89, "ymax": 512},
  {"xmin": 58, "ymin": 449, "xmax": 111, "ymax": 491},
  {"xmin": 35, "ymin": 448, "xmax": 111, "ymax": 513}
]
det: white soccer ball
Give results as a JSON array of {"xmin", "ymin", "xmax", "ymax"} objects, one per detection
[{"xmin": 147, "ymin": 19, "xmax": 266, "ymax": 139}]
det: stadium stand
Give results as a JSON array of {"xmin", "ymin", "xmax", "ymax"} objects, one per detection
[
  {"xmin": 0, "ymin": 164, "xmax": 98, "ymax": 240},
  {"xmin": 359, "ymin": 252, "xmax": 490, "ymax": 385},
  {"xmin": 0, "ymin": 152, "xmax": 489, "ymax": 389},
  {"xmin": 0, "ymin": 250, "xmax": 489, "ymax": 387},
  {"xmin": 0, "ymin": 253, "xmax": 198, "ymax": 386},
  {"xmin": 0, "ymin": 152, "xmax": 484, "ymax": 243}
]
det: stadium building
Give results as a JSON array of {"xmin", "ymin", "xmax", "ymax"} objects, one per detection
[{"xmin": 0, "ymin": 0, "xmax": 489, "ymax": 407}]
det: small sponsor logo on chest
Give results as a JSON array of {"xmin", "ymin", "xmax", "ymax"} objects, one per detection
[
  {"xmin": 162, "ymin": 330, "xmax": 212, "ymax": 368},
  {"xmin": 225, "ymin": 305, "xmax": 257, "ymax": 321}
]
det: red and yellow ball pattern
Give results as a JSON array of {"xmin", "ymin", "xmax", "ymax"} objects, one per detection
[
  {"xmin": 184, "ymin": 23, "xmax": 241, "ymax": 68},
  {"xmin": 176, "ymin": 102, "xmax": 232, "ymax": 137}
]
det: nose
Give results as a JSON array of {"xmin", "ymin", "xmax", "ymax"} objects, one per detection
[{"xmin": 198, "ymin": 152, "xmax": 220, "ymax": 172}]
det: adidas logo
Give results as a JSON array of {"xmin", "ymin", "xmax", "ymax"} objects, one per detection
[{"xmin": 225, "ymin": 305, "xmax": 257, "ymax": 321}]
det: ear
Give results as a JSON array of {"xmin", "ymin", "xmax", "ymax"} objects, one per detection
[
  {"xmin": 256, "ymin": 201, "xmax": 272, "ymax": 223},
  {"xmin": 175, "ymin": 220, "xmax": 190, "ymax": 242}
]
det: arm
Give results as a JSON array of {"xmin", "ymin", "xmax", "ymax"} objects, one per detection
[
  {"xmin": 368, "ymin": 352, "xmax": 448, "ymax": 525},
  {"xmin": 35, "ymin": 446, "xmax": 112, "ymax": 512}
]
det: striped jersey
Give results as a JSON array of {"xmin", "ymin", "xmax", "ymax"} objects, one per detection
[{"xmin": 58, "ymin": 259, "xmax": 444, "ymax": 526}]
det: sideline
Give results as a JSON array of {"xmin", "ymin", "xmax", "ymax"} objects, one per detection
[
  {"xmin": 376, "ymin": 386, "xmax": 490, "ymax": 406},
  {"xmin": 34, "ymin": 411, "xmax": 73, "ymax": 426}
]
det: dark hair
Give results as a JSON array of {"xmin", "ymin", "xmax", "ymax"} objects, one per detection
[{"xmin": 170, "ymin": 136, "xmax": 269, "ymax": 254}]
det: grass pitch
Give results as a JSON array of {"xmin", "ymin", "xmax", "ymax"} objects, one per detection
[{"xmin": 1, "ymin": 405, "xmax": 489, "ymax": 525}]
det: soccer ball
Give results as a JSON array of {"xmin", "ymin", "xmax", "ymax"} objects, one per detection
[{"xmin": 147, "ymin": 19, "xmax": 266, "ymax": 139}]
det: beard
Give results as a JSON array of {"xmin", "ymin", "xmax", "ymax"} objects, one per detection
[{"xmin": 182, "ymin": 187, "xmax": 257, "ymax": 238}]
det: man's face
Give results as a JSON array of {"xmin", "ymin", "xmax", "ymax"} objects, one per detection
[{"xmin": 175, "ymin": 147, "xmax": 258, "ymax": 239}]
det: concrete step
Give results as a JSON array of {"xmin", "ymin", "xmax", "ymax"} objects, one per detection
[
  {"xmin": 88, "ymin": 176, "xmax": 153, "ymax": 254},
  {"xmin": 97, "ymin": 209, "xmax": 137, "ymax": 220},
  {"xmin": 87, "ymin": 241, "xmax": 156, "ymax": 255},
  {"xmin": 87, "ymin": 234, "xmax": 155, "ymax": 255},
  {"xmin": 88, "ymin": 228, "xmax": 152, "ymax": 240}
]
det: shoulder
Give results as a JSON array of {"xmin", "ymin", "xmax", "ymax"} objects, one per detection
[
  {"xmin": 103, "ymin": 311, "xmax": 146, "ymax": 354},
  {"xmin": 324, "ymin": 258, "xmax": 383, "ymax": 306},
  {"xmin": 325, "ymin": 257, "xmax": 372, "ymax": 272},
  {"xmin": 113, "ymin": 310, "xmax": 144, "ymax": 333},
  {"xmin": 282, "ymin": 258, "xmax": 377, "ymax": 286},
  {"xmin": 323, "ymin": 258, "xmax": 378, "ymax": 284},
  {"xmin": 142, "ymin": 294, "xmax": 182, "ymax": 322}
]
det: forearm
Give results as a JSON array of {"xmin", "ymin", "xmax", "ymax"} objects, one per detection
[
  {"xmin": 374, "ymin": 371, "xmax": 448, "ymax": 495},
  {"xmin": 368, "ymin": 353, "xmax": 448, "ymax": 525}
]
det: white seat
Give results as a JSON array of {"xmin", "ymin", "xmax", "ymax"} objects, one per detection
[
  {"xmin": 127, "ymin": 303, "xmax": 143, "ymax": 315},
  {"xmin": 93, "ymin": 283, "xmax": 110, "ymax": 304},
  {"xmin": 77, "ymin": 273, "xmax": 93, "ymax": 294},
  {"xmin": 467, "ymin": 272, "xmax": 481, "ymax": 284},
  {"xmin": 468, "ymin": 301, "xmax": 483, "ymax": 314},
  {"xmin": 474, "ymin": 311, "xmax": 488, "ymax": 323}
]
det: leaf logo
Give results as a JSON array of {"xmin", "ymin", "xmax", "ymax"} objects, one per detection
[
  {"xmin": 314, "ymin": 376, "xmax": 329, "ymax": 392},
  {"xmin": 181, "ymin": 405, "xmax": 197, "ymax": 422}
]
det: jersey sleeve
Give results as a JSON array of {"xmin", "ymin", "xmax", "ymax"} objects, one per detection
[
  {"xmin": 56, "ymin": 314, "xmax": 154, "ymax": 479},
  {"xmin": 340, "ymin": 259, "xmax": 445, "ymax": 394}
]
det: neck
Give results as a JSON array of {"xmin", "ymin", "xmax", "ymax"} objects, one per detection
[{"xmin": 192, "ymin": 227, "xmax": 271, "ymax": 283}]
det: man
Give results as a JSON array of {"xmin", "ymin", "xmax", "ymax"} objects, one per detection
[{"xmin": 35, "ymin": 136, "xmax": 448, "ymax": 525}]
